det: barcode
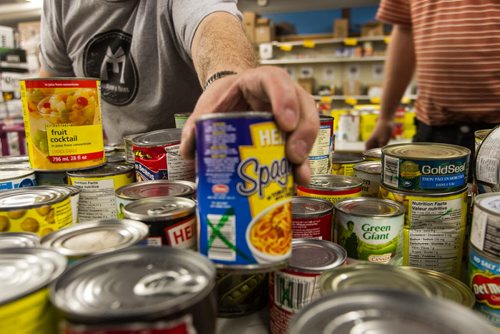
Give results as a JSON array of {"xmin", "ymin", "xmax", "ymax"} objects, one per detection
[
  {"xmin": 274, "ymin": 272, "xmax": 316, "ymax": 312},
  {"xmin": 383, "ymin": 155, "xmax": 399, "ymax": 187},
  {"xmin": 207, "ymin": 214, "xmax": 236, "ymax": 261}
]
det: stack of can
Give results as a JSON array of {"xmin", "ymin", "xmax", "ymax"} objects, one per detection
[{"xmin": 379, "ymin": 143, "xmax": 470, "ymax": 278}]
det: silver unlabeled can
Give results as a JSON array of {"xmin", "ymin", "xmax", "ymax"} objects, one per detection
[{"xmin": 353, "ymin": 160, "xmax": 382, "ymax": 197}]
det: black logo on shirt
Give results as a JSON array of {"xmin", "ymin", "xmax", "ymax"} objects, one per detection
[{"xmin": 83, "ymin": 30, "xmax": 138, "ymax": 106}]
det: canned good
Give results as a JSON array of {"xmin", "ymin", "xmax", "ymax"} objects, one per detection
[
  {"xmin": 291, "ymin": 196, "xmax": 334, "ymax": 241},
  {"xmin": 133, "ymin": 129, "xmax": 195, "ymax": 182},
  {"xmin": 50, "ymin": 246, "xmax": 217, "ymax": 334},
  {"xmin": 335, "ymin": 197, "xmax": 404, "ymax": 264},
  {"xmin": 20, "ymin": 78, "xmax": 105, "ymax": 170},
  {"xmin": 68, "ymin": 162, "xmax": 135, "ymax": 222},
  {"xmin": 469, "ymin": 244, "xmax": 500, "ymax": 327},
  {"xmin": 270, "ymin": 239, "xmax": 346, "ymax": 334},
  {"xmin": 105, "ymin": 148, "xmax": 126, "ymax": 163},
  {"xmin": 0, "ymin": 186, "xmax": 73, "ymax": 236},
  {"xmin": 123, "ymin": 196, "xmax": 197, "ymax": 249},
  {"xmin": 470, "ymin": 193, "xmax": 500, "ymax": 257},
  {"xmin": 0, "ymin": 155, "xmax": 30, "ymax": 166},
  {"xmin": 475, "ymin": 125, "xmax": 500, "ymax": 193},
  {"xmin": 296, "ymin": 175, "xmax": 363, "ymax": 205},
  {"xmin": 216, "ymin": 272, "xmax": 268, "ymax": 317},
  {"xmin": 331, "ymin": 152, "xmax": 363, "ymax": 176},
  {"xmin": 362, "ymin": 147, "xmax": 382, "ymax": 161},
  {"xmin": 353, "ymin": 160, "xmax": 382, "ymax": 197},
  {"xmin": 115, "ymin": 180, "xmax": 196, "ymax": 218},
  {"xmin": 379, "ymin": 185, "xmax": 468, "ymax": 278},
  {"xmin": 58, "ymin": 185, "xmax": 81, "ymax": 225},
  {"xmin": 0, "ymin": 232, "xmax": 39, "ymax": 248},
  {"xmin": 290, "ymin": 289, "xmax": 497, "ymax": 334},
  {"xmin": 0, "ymin": 248, "xmax": 67, "ymax": 334},
  {"xmin": 382, "ymin": 142, "xmax": 470, "ymax": 192},
  {"xmin": 174, "ymin": 112, "xmax": 191, "ymax": 129},
  {"xmin": 40, "ymin": 219, "xmax": 148, "ymax": 262},
  {"xmin": 475, "ymin": 129, "xmax": 492, "ymax": 156},
  {"xmin": 0, "ymin": 168, "xmax": 36, "ymax": 190},
  {"xmin": 123, "ymin": 133, "xmax": 144, "ymax": 164},
  {"xmin": 337, "ymin": 111, "xmax": 360, "ymax": 142},
  {"xmin": 196, "ymin": 112, "xmax": 294, "ymax": 270},
  {"xmin": 35, "ymin": 170, "xmax": 68, "ymax": 185},
  {"xmin": 309, "ymin": 115, "xmax": 334, "ymax": 175}
]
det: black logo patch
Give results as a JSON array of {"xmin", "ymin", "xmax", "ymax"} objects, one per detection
[{"xmin": 84, "ymin": 30, "xmax": 138, "ymax": 106}]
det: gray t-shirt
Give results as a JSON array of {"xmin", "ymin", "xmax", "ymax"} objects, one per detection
[{"xmin": 40, "ymin": 0, "xmax": 240, "ymax": 144}]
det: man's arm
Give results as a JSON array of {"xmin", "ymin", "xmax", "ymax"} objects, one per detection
[
  {"xmin": 181, "ymin": 12, "xmax": 319, "ymax": 185},
  {"xmin": 365, "ymin": 25, "xmax": 416, "ymax": 149}
]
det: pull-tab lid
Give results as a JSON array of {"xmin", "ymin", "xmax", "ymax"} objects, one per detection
[{"xmin": 123, "ymin": 196, "xmax": 195, "ymax": 221}]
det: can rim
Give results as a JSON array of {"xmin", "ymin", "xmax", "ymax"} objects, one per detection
[
  {"xmin": 383, "ymin": 142, "xmax": 471, "ymax": 160},
  {"xmin": 291, "ymin": 196, "xmax": 334, "ymax": 217},
  {"xmin": 196, "ymin": 111, "xmax": 273, "ymax": 122},
  {"xmin": 0, "ymin": 168, "xmax": 35, "ymax": 181},
  {"xmin": 0, "ymin": 185, "xmax": 70, "ymax": 208},
  {"xmin": 301, "ymin": 175, "xmax": 364, "ymax": 191},
  {"xmin": 67, "ymin": 163, "xmax": 134, "ymax": 178},
  {"xmin": 115, "ymin": 180, "xmax": 196, "ymax": 199},
  {"xmin": 131, "ymin": 129, "xmax": 182, "ymax": 147},
  {"xmin": 474, "ymin": 193, "xmax": 500, "ymax": 217},
  {"xmin": 122, "ymin": 196, "xmax": 196, "ymax": 221},
  {"xmin": 287, "ymin": 239, "xmax": 347, "ymax": 272},
  {"xmin": 335, "ymin": 197, "xmax": 405, "ymax": 217}
]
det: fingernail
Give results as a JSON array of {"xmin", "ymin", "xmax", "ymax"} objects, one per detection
[
  {"xmin": 291, "ymin": 140, "xmax": 308, "ymax": 160},
  {"xmin": 285, "ymin": 108, "xmax": 297, "ymax": 123}
]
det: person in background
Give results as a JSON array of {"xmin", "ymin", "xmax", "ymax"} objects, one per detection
[
  {"xmin": 39, "ymin": 0, "xmax": 318, "ymax": 185},
  {"xmin": 365, "ymin": 0, "xmax": 500, "ymax": 158}
]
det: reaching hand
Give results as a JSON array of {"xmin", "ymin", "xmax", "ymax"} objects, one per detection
[
  {"xmin": 365, "ymin": 118, "xmax": 393, "ymax": 150},
  {"xmin": 180, "ymin": 66, "xmax": 319, "ymax": 185}
]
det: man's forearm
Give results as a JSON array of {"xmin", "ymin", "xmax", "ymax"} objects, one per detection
[
  {"xmin": 380, "ymin": 25, "xmax": 416, "ymax": 122},
  {"xmin": 191, "ymin": 12, "xmax": 257, "ymax": 87}
]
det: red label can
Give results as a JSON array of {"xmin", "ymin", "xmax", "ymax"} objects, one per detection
[{"xmin": 291, "ymin": 196, "xmax": 334, "ymax": 241}]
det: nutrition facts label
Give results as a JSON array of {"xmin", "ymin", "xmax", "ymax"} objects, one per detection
[
  {"xmin": 73, "ymin": 179, "xmax": 116, "ymax": 222},
  {"xmin": 476, "ymin": 128, "xmax": 500, "ymax": 186},
  {"xmin": 309, "ymin": 125, "xmax": 333, "ymax": 175},
  {"xmin": 166, "ymin": 144, "xmax": 195, "ymax": 181}
]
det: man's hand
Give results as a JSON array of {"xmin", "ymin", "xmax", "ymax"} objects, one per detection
[
  {"xmin": 180, "ymin": 66, "xmax": 319, "ymax": 185},
  {"xmin": 365, "ymin": 118, "xmax": 393, "ymax": 150}
]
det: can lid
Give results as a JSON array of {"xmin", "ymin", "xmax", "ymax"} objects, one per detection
[
  {"xmin": 362, "ymin": 147, "xmax": 382, "ymax": 160},
  {"xmin": 0, "ymin": 232, "xmax": 40, "ymax": 249},
  {"xmin": 58, "ymin": 185, "xmax": 82, "ymax": 196},
  {"xmin": 123, "ymin": 196, "xmax": 196, "ymax": 221},
  {"xmin": 67, "ymin": 162, "xmax": 134, "ymax": 177},
  {"xmin": 383, "ymin": 142, "xmax": 470, "ymax": 159},
  {"xmin": 0, "ymin": 247, "xmax": 67, "ymax": 305},
  {"xmin": 290, "ymin": 289, "xmax": 497, "ymax": 334},
  {"xmin": 132, "ymin": 129, "xmax": 182, "ymax": 146},
  {"xmin": 40, "ymin": 219, "xmax": 148, "ymax": 257},
  {"xmin": 196, "ymin": 111, "xmax": 273, "ymax": 122},
  {"xmin": 335, "ymin": 197, "xmax": 405, "ymax": 217},
  {"xmin": 320, "ymin": 264, "xmax": 437, "ymax": 297},
  {"xmin": 0, "ymin": 155, "xmax": 29, "ymax": 165},
  {"xmin": 0, "ymin": 186, "xmax": 69, "ymax": 209},
  {"xmin": 116, "ymin": 180, "xmax": 196, "ymax": 199},
  {"xmin": 400, "ymin": 267, "xmax": 475, "ymax": 308},
  {"xmin": 0, "ymin": 168, "xmax": 34, "ymax": 181},
  {"xmin": 475, "ymin": 192, "xmax": 500, "ymax": 216},
  {"xmin": 307, "ymin": 175, "xmax": 363, "ymax": 191},
  {"xmin": 49, "ymin": 246, "xmax": 215, "ymax": 322},
  {"xmin": 288, "ymin": 239, "xmax": 346, "ymax": 272},
  {"xmin": 333, "ymin": 152, "xmax": 364, "ymax": 164},
  {"xmin": 353, "ymin": 161, "xmax": 382, "ymax": 174},
  {"xmin": 292, "ymin": 196, "xmax": 333, "ymax": 217}
]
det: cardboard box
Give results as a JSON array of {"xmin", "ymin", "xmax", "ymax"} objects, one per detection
[
  {"xmin": 254, "ymin": 25, "xmax": 275, "ymax": 44},
  {"xmin": 333, "ymin": 19, "xmax": 349, "ymax": 38},
  {"xmin": 298, "ymin": 78, "xmax": 315, "ymax": 94},
  {"xmin": 256, "ymin": 17, "xmax": 271, "ymax": 26},
  {"xmin": 361, "ymin": 22, "xmax": 384, "ymax": 37},
  {"xmin": 243, "ymin": 11, "xmax": 257, "ymax": 43}
]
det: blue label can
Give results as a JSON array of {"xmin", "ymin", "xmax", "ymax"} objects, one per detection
[{"xmin": 196, "ymin": 112, "xmax": 294, "ymax": 271}]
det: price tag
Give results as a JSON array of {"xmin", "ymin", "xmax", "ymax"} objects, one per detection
[
  {"xmin": 384, "ymin": 36, "xmax": 391, "ymax": 44},
  {"xmin": 345, "ymin": 97, "xmax": 358, "ymax": 106},
  {"xmin": 279, "ymin": 44, "xmax": 293, "ymax": 52},
  {"xmin": 320, "ymin": 96, "xmax": 333, "ymax": 103},
  {"xmin": 303, "ymin": 40, "xmax": 316, "ymax": 48},
  {"xmin": 344, "ymin": 38, "xmax": 358, "ymax": 46},
  {"xmin": 370, "ymin": 97, "xmax": 381, "ymax": 104}
]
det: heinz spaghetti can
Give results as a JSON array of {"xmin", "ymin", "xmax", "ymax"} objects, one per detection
[{"xmin": 196, "ymin": 112, "xmax": 294, "ymax": 271}]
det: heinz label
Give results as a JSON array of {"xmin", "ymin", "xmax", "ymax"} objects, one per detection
[
  {"xmin": 196, "ymin": 113, "xmax": 294, "ymax": 268},
  {"xmin": 20, "ymin": 79, "xmax": 105, "ymax": 170}
]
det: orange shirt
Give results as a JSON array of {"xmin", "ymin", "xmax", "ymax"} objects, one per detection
[{"xmin": 377, "ymin": 0, "xmax": 500, "ymax": 125}]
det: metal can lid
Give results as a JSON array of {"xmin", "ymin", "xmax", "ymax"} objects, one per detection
[
  {"xmin": 320, "ymin": 264, "xmax": 438, "ymax": 297},
  {"xmin": 475, "ymin": 192, "xmax": 500, "ymax": 217},
  {"xmin": 319, "ymin": 115, "xmax": 334, "ymax": 121},
  {"xmin": 0, "ymin": 247, "xmax": 67, "ymax": 305},
  {"xmin": 362, "ymin": 147, "xmax": 382, "ymax": 160},
  {"xmin": 132, "ymin": 128, "xmax": 182, "ymax": 147},
  {"xmin": 0, "ymin": 232, "xmax": 40, "ymax": 249},
  {"xmin": 67, "ymin": 162, "xmax": 134, "ymax": 178},
  {"xmin": 400, "ymin": 267, "xmax": 475, "ymax": 308},
  {"xmin": 0, "ymin": 168, "xmax": 35, "ymax": 181},
  {"xmin": 292, "ymin": 196, "xmax": 333, "ymax": 218},
  {"xmin": 307, "ymin": 175, "xmax": 363, "ymax": 191},
  {"xmin": 333, "ymin": 152, "xmax": 364, "ymax": 164},
  {"xmin": 50, "ymin": 246, "xmax": 215, "ymax": 322},
  {"xmin": 383, "ymin": 142, "xmax": 470, "ymax": 160},
  {"xmin": 123, "ymin": 196, "xmax": 196, "ymax": 221},
  {"xmin": 335, "ymin": 197, "xmax": 405, "ymax": 217},
  {"xmin": 475, "ymin": 128, "xmax": 492, "ymax": 140},
  {"xmin": 196, "ymin": 111, "xmax": 273, "ymax": 122},
  {"xmin": 290, "ymin": 289, "xmax": 497, "ymax": 334},
  {"xmin": 58, "ymin": 185, "xmax": 82, "ymax": 196},
  {"xmin": 105, "ymin": 151, "xmax": 127, "ymax": 163},
  {"xmin": 353, "ymin": 161, "xmax": 382, "ymax": 174},
  {"xmin": 116, "ymin": 180, "xmax": 196, "ymax": 200},
  {"xmin": 288, "ymin": 239, "xmax": 346, "ymax": 272},
  {"xmin": 40, "ymin": 219, "xmax": 148, "ymax": 257},
  {"xmin": 0, "ymin": 186, "xmax": 70, "ymax": 209},
  {"xmin": 0, "ymin": 155, "xmax": 29, "ymax": 165}
]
